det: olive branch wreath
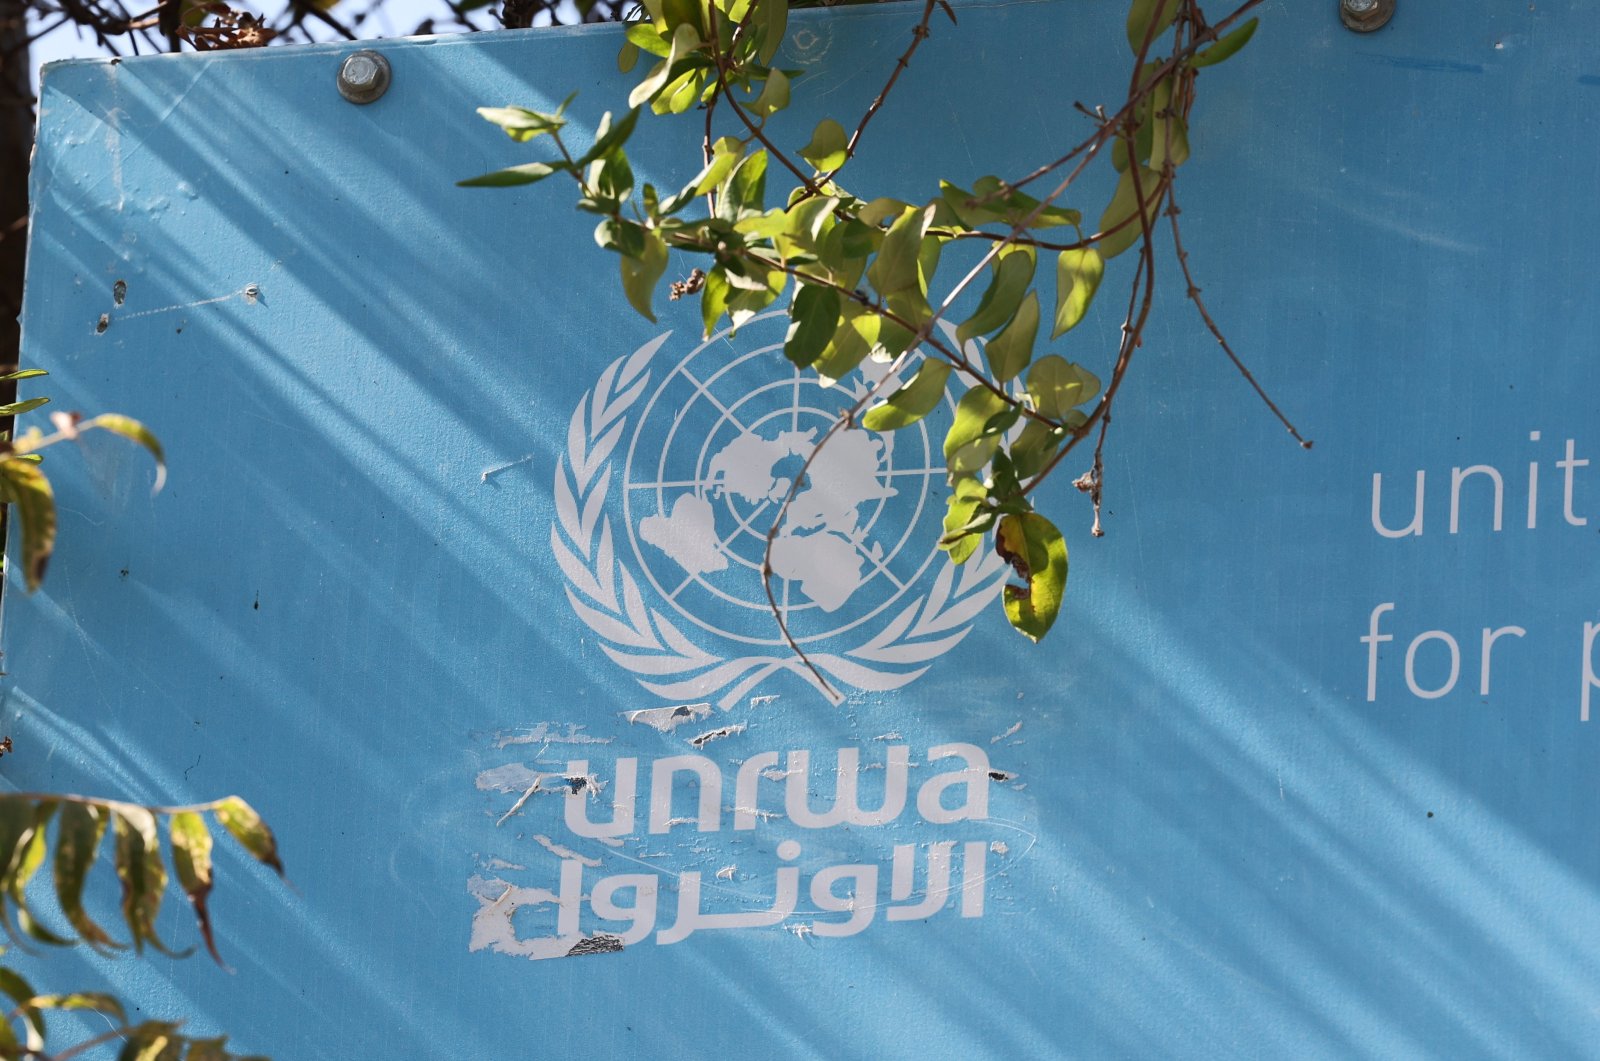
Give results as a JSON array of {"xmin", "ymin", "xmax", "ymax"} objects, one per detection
[{"xmin": 550, "ymin": 322, "xmax": 1009, "ymax": 708}]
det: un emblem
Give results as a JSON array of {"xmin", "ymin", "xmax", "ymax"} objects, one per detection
[{"xmin": 552, "ymin": 311, "xmax": 1007, "ymax": 707}]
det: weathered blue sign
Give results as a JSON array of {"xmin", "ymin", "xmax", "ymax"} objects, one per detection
[{"xmin": 10, "ymin": 1, "xmax": 1600, "ymax": 1056}]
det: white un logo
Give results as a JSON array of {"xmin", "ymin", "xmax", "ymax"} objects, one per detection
[{"xmin": 552, "ymin": 311, "xmax": 1009, "ymax": 708}]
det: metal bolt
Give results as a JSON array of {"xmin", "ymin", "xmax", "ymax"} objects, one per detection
[
  {"xmin": 336, "ymin": 50, "xmax": 391, "ymax": 105},
  {"xmin": 1340, "ymin": 0, "xmax": 1394, "ymax": 32}
]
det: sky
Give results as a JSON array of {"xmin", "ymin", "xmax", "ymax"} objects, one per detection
[{"xmin": 27, "ymin": 0, "xmax": 461, "ymax": 80}]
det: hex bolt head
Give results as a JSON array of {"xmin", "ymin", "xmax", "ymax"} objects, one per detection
[
  {"xmin": 1340, "ymin": 0, "xmax": 1395, "ymax": 32},
  {"xmin": 336, "ymin": 50, "xmax": 391, "ymax": 105}
]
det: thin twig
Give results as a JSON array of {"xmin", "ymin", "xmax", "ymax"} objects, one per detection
[
  {"xmin": 806, "ymin": 0, "xmax": 937, "ymax": 192},
  {"xmin": 1166, "ymin": 188, "xmax": 1311, "ymax": 448},
  {"xmin": 1002, "ymin": 0, "xmax": 1264, "ymax": 196},
  {"xmin": 706, "ymin": 4, "xmax": 826, "ymax": 199}
]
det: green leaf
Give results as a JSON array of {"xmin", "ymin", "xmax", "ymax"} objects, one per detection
[
  {"xmin": 944, "ymin": 386, "xmax": 1013, "ymax": 474},
  {"xmin": 0, "ymin": 397, "xmax": 48, "ymax": 417},
  {"xmin": 1027, "ymin": 355, "xmax": 1101, "ymax": 418},
  {"xmin": 701, "ymin": 267, "xmax": 733, "ymax": 337},
  {"xmin": 54, "ymin": 803, "xmax": 120, "ymax": 951},
  {"xmin": 621, "ymin": 232, "xmax": 670, "ymax": 323},
  {"xmin": 1010, "ymin": 418, "xmax": 1071, "ymax": 479},
  {"xmin": 985, "ymin": 291, "xmax": 1039, "ymax": 383},
  {"xmin": 756, "ymin": 0, "xmax": 787, "ymax": 65},
  {"xmin": 717, "ymin": 150, "xmax": 768, "ymax": 222},
  {"xmin": 1052, "ymin": 248, "xmax": 1104, "ymax": 338},
  {"xmin": 1191, "ymin": 17, "xmax": 1258, "ymax": 67},
  {"xmin": 859, "ymin": 198, "xmax": 910, "ymax": 227},
  {"xmin": 0, "ymin": 966, "xmax": 43, "ymax": 1050},
  {"xmin": 750, "ymin": 68, "xmax": 790, "ymax": 118},
  {"xmin": 29, "ymin": 992, "xmax": 127, "ymax": 1022},
  {"xmin": 956, "ymin": 244, "xmax": 1036, "ymax": 343},
  {"xmin": 939, "ymin": 179, "xmax": 1080, "ymax": 230},
  {"xmin": 0, "ymin": 457, "xmax": 54, "ymax": 593},
  {"xmin": 170, "ymin": 811, "xmax": 219, "ymax": 963},
  {"xmin": 577, "ymin": 108, "xmax": 642, "ymax": 168},
  {"xmin": 474, "ymin": 102, "xmax": 568, "ymax": 142},
  {"xmin": 784, "ymin": 284, "xmax": 841, "ymax": 368},
  {"xmin": 213, "ymin": 798, "xmax": 284, "ymax": 876},
  {"xmin": 863, "ymin": 358, "xmax": 952, "ymax": 432},
  {"xmin": 86, "ymin": 414, "xmax": 166, "ymax": 492},
  {"xmin": 997, "ymin": 512, "xmax": 1068, "ymax": 640},
  {"xmin": 941, "ymin": 477, "xmax": 992, "ymax": 564},
  {"xmin": 624, "ymin": 21, "xmax": 672, "ymax": 56},
  {"xmin": 1126, "ymin": 0, "xmax": 1178, "ymax": 52},
  {"xmin": 727, "ymin": 266, "xmax": 786, "ymax": 329},
  {"xmin": 867, "ymin": 205, "xmax": 934, "ymax": 299},
  {"xmin": 1096, "ymin": 165, "xmax": 1158, "ymax": 259},
  {"xmin": 813, "ymin": 306, "xmax": 876, "ymax": 386},
  {"xmin": 457, "ymin": 161, "xmax": 569, "ymax": 189},
  {"xmin": 9, "ymin": 802, "xmax": 68, "ymax": 947},
  {"xmin": 112, "ymin": 805, "xmax": 174, "ymax": 955},
  {"xmin": 0, "ymin": 369, "xmax": 45, "ymax": 383},
  {"xmin": 594, "ymin": 218, "xmax": 646, "ymax": 256},
  {"xmin": 118, "ymin": 1021, "xmax": 181, "ymax": 1061},
  {"xmin": 0, "ymin": 1010, "xmax": 20, "ymax": 1053},
  {"xmin": 629, "ymin": 23, "xmax": 700, "ymax": 109},
  {"xmin": 799, "ymin": 118, "xmax": 848, "ymax": 172},
  {"xmin": 1151, "ymin": 111, "xmax": 1189, "ymax": 172}
]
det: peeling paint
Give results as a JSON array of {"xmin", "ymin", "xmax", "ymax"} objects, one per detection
[
  {"xmin": 480, "ymin": 454, "xmax": 535, "ymax": 482},
  {"xmin": 688, "ymin": 723, "xmax": 745, "ymax": 748},
  {"xmin": 532, "ymin": 834, "xmax": 601, "ymax": 868},
  {"xmin": 716, "ymin": 865, "xmax": 737, "ymax": 881},
  {"xmin": 565, "ymin": 934, "xmax": 625, "ymax": 957},
  {"xmin": 624, "ymin": 702, "xmax": 712, "ymax": 732},
  {"xmin": 493, "ymin": 722, "xmax": 610, "ymax": 748}
]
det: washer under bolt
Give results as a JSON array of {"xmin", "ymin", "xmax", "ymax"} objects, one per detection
[
  {"xmin": 336, "ymin": 51, "xmax": 391, "ymax": 104},
  {"xmin": 1340, "ymin": 0, "xmax": 1395, "ymax": 32}
]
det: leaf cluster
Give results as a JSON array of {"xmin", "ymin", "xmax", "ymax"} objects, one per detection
[{"xmin": 462, "ymin": 0, "xmax": 1263, "ymax": 651}]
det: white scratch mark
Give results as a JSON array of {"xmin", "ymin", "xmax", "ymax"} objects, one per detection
[
  {"xmin": 716, "ymin": 865, "xmax": 736, "ymax": 881},
  {"xmin": 496, "ymin": 778, "xmax": 542, "ymax": 827},
  {"xmin": 991, "ymin": 721, "xmax": 1023, "ymax": 744}
]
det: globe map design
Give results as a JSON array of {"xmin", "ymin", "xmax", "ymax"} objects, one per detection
[{"xmin": 621, "ymin": 321, "xmax": 954, "ymax": 648}]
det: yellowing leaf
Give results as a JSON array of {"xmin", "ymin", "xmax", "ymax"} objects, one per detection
[{"xmin": 997, "ymin": 512, "xmax": 1068, "ymax": 641}]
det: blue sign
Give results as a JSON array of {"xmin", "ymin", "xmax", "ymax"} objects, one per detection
[{"xmin": 11, "ymin": 1, "xmax": 1600, "ymax": 1056}]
